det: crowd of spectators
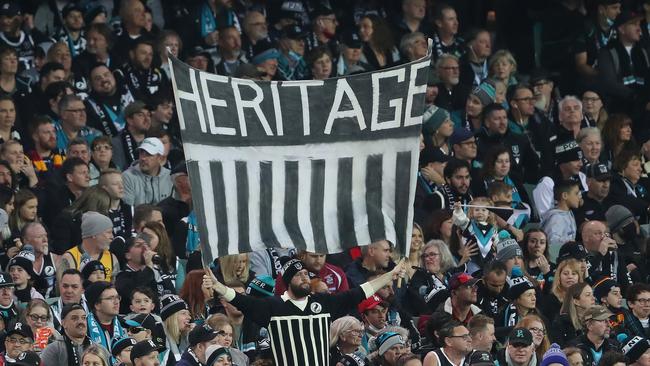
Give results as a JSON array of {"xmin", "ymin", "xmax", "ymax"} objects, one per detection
[{"xmin": 3, "ymin": 0, "xmax": 650, "ymax": 366}]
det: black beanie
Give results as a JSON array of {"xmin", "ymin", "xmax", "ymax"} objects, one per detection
[
  {"xmin": 84, "ymin": 281, "xmax": 112, "ymax": 310},
  {"xmin": 281, "ymin": 258, "xmax": 306, "ymax": 286}
]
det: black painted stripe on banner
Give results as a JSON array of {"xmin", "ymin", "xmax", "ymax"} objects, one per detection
[
  {"xmin": 209, "ymin": 161, "xmax": 229, "ymax": 257},
  {"xmin": 284, "ymin": 161, "xmax": 306, "ymax": 251},
  {"xmin": 310, "ymin": 159, "xmax": 327, "ymax": 254},
  {"xmin": 259, "ymin": 161, "xmax": 280, "ymax": 248},
  {"xmin": 235, "ymin": 161, "xmax": 252, "ymax": 253},
  {"xmin": 365, "ymin": 154, "xmax": 385, "ymax": 243},
  {"xmin": 336, "ymin": 157, "xmax": 357, "ymax": 249}
]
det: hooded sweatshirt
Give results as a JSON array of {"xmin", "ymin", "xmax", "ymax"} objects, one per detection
[{"xmin": 541, "ymin": 208, "xmax": 577, "ymax": 262}]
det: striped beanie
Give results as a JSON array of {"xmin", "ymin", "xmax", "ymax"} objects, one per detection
[
  {"xmin": 160, "ymin": 294, "xmax": 188, "ymax": 320},
  {"xmin": 422, "ymin": 106, "xmax": 450, "ymax": 135},
  {"xmin": 540, "ymin": 343, "xmax": 569, "ymax": 366},
  {"xmin": 281, "ymin": 258, "xmax": 306, "ymax": 285},
  {"xmin": 472, "ymin": 83, "xmax": 497, "ymax": 106},
  {"xmin": 376, "ymin": 332, "xmax": 405, "ymax": 356},
  {"xmin": 246, "ymin": 275, "xmax": 275, "ymax": 297}
]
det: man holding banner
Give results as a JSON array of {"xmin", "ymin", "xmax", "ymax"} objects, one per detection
[{"xmin": 203, "ymin": 257, "xmax": 406, "ymax": 366}]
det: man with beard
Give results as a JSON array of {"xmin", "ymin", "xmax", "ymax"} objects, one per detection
[
  {"xmin": 27, "ymin": 116, "xmax": 65, "ymax": 183},
  {"xmin": 84, "ymin": 281, "xmax": 128, "ymax": 353},
  {"xmin": 204, "ymin": 257, "xmax": 406, "ymax": 366},
  {"xmin": 242, "ymin": 11, "xmax": 269, "ymax": 60},
  {"xmin": 22, "ymin": 222, "xmax": 58, "ymax": 298},
  {"xmin": 439, "ymin": 158, "xmax": 473, "ymax": 209},
  {"xmin": 215, "ymin": 26, "xmax": 247, "ymax": 77},
  {"xmin": 0, "ymin": 2, "xmax": 35, "ymax": 71},
  {"xmin": 100, "ymin": 169, "xmax": 133, "ymax": 240},
  {"xmin": 50, "ymin": 269, "xmax": 85, "ymax": 332},
  {"xmin": 116, "ymin": 235, "xmax": 174, "ymax": 314},
  {"xmin": 85, "ymin": 64, "xmax": 135, "ymax": 137},
  {"xmin": 476, "ymin": 260, "xmax": 509, "ymax": 319},
  {"xmin": 59, "ymin": 212, "xmax": 119, "ymax": 282},
  {"xmin": 122, "ymin": 137, "xmax": 173, "ymax": 206},
  {"xmin": 41, "ymin": 304, "xmax": 91, "ymax": 365},
  {"xmin": 571, "ymin": 305, "xmax": 619, "ymax": 365},
  {"xmin": 115, "ymin": 39, "xmax": 167, "ymax": 105},
  {"xmin": 434, "ymin": 54, "xmax": 469, "ymax": 112},
  {"xmin": 476, "ymin": 103, "xmax": 541, "ymax": 184},
  {"xmin": 433, "ymin": 272, "xmax": 482, "ymax": 326},
  {"xmin": 55, "ymin": 3, "xmax": 86, "ymax": 58},
  {"xmin": 112, "ymin": 101, "xmax": 151, "ymax": 170}
]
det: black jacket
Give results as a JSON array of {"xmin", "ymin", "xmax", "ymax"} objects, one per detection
[{"xmin": 475, "ymin": 127, "xmax": 541, "ymax": 184}]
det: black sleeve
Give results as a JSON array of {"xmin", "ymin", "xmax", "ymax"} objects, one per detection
[
  {"xmin": 115, "ymin": 267, "xmax": 156, "ymax": 314},
  {"xmin": 318, "ymin": 287, "xmax": 368, "ymax": 319},
  {"xmin": 230, "ymin": 293, "xmax": 275, "ymax": 327}
]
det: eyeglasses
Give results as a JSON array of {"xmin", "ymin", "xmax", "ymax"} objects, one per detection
[
  {"xmin": 6, "ymin": 337, "xmax": 30, "ymax": 345},
  {"xmin": 100, "ymin": 295, "xmax": 121, "ymax": 302},
  {"xmin": 514, "ymin": 97, "xmax": 535, "ymax": 103},
  {"xmin": 636, "ymin": 298, "xmax": 650, "ymax": 304},
  {"xmin": 582, "ymin": 97, "xmax": 601, "ymax": 103},
  {"xmin": 449, "ymin": 333, "xmax": 472, "ymax": 340},
  {"xmin": 440, "ymin": 66, "xmax": 460, "ymax": 71},
  {"xmin": 345, "ymin": 329, "xmax": 364, "ymax": 336},
  {"xmin": 528, "ymin": 327, "xmax": 545, "ymax": 335},
  {"xmin": 93, "ymin": 145, "xmax": 112, "ymax": 151},
  {"xmin": 29, "ymin": 314, "xmax": 49, "ymax": 322},
  {"xmin": 65, "ymin": 108, "xmax": 86, "ymax": 114},
  {"xmin": 422, "ymin": 252, "xmax": 440, "ymax": 259},
  {"xmin": 129, "ymin": 326, "xmax": 146, "ymax": 333}
]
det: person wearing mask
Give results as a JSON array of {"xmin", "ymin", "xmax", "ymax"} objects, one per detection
[
  {"xmin": 358, "ymin": 295, "xmax": 389, "ymax": 353},
  {"xmin": 41, "ymin": 303, "xmax": 92, "ymax": 366}
]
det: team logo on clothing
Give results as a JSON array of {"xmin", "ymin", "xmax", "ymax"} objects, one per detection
[
  {"xmin": 44, "ymin": 266, "xmax": 55, "ymax": 276},
  {"xmin": 310, "ymin": 302, "xmax": 322, "ymax": 314}
]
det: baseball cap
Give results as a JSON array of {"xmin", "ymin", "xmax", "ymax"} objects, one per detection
[
  {"xmin": 586, "ymin": 163, "xmax": 612, "ymax": 181},
  {"xmin": 61, "ymin": 303, "xmax": 85, "ymax": 320},
  {"xmin": 613, "ymin": 11, "xmax": 642, "ymax": 29},
  {"xmin": 0, "ymin": 271, "xmax": 14, "ymax": 288},
  {"xmin": 0, "ymin": 1, "xmax": 20, "ymax": 17},
  {"xmin": 508, "ymin": 328, "xmax": 533, "ymax": 347},
  {"xmin": 188, "ymin": 324, "xmax": 222, "ymax": 346},
  {"xmin": 557, "ymin": 242, "xmax": 588, "ymax": 263},
  {"xmin": 357, "ymin": 295, "xmax": 386, "ymax": 313},
  {"xmin": 130, "ymin": 340, "xmax": 160, "ymax": 364},
  {"xmin": 419, "ymin": 146, "xmax": 451, "ymax": 167},
  {"xmin": 62, "ymin": 3, "xmax": 84, "ymax": 18},
  {"xmin": 582, "ymin": 305, "xmax": 614, "ymax": 322},
  {"xmin": 137, "ymin": 137, "xmax": 164, "ymax": 156},
  {"xmin": 280, "ymin": 24, "xmax": 307, "ymax": 39},
  {"xmin": 111, "ymin": 337, "xmax": 136, "ymax": 357},
  {"xmin": 449, "ymin": 273, "xmax": 478, "ymax": 290},
  {"xmin": 6, "ymin": 322, "xmax": 33, "ymax": 340},
  {"xmin": 339, "ymin": 29, "xmax": 362, "ymax": 48},
  {"xmin": 450, "ymin": 128, "xmax": 475, "ymax": 146}
]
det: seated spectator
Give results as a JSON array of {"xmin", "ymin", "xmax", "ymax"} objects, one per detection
[
  {"xmin": 112, "ymin": 101, "xmax": 152, "ymax": 170},
  {"xmin": 399, "ymin": 32, "xmax": 428, "ymax": 63},
  {"xmin": 570, "ymin": 305, "xmax": 619, "ymax": 365},
  {"xmin": 85, "ymin": 64, "xmax": 135, "ymax": 137},
  {"xmin": 72, "ymin": 23, "xmax": 112, "ymax": 78},
  {"xmin": 406, "ymin": 240, "xmax": 454, "ymax": 315},
  {"xmin": 215, "ymin": 27, "xmax": 247, "ymax": 77},
  {"xmin": 8, "ymin": 189, "xmax": 37, "ymax": 239},
  {"xmin": 521, "ymin": 230, "xmax": 554, "ymax": 288},
  {"xmin": 451, "ymin": 85, "xmax": 494, "ymax": 132},
  {"xmin": 41, "ymin": 303, "xmax": 91, "ymax": 365},
  {"xmin": 345, "ymin": 240, "xmax": 392, "ymax": 288},
  {"xmin": 593, "ymin": 277, "xmax": 625, "ymax": 334},
  {"xmin": 22, "ymin": 222, "xmax": 57, "ymax": 298},
  {"xmin": 207, "ymin": 313, "xmax": 249, "ymax": 366},
  {"xmin": 122, "ymin": 137, "xmax": 172, "ymax": 206},
  {"xmin": 80, "ymin": 344, "xmax": 111, "ymax": 366},
  {"xmin": 516, "ymin": 314, "xmax": 550, "ymax": 362},
  {"xmin": 434, "ymin": 54, "xmax": 470, "ymax": 112},
  {"xmin": 330, "ymin": 315, "xmax": 365, "ymax": 363},
  {"xmin": 0, "ymin": 96, "xmax": 20, "ymax": 144},
  {"xmin": 160, "ymin": 294, "xmax": 192, "ymax": 364},
  {"xmin": 550, "ymin": 283, "xmax": 595, "ymax": 346},
  {"xmin": 422, "ymin": 321, "xmax": 472, "ymax": 366},
  {"xmin": 609, "ymin": 150, "xmax": 650, "ymax": 221},
  {"xmin": 539, "ymin": 258, "xmax": 583, "ymax": 322},
  {"xmin": 335, "ymin": 29, "xmax": 369, "ymax": 77},
  {"xmin": 306, "ymin": 46, "xmax": 334, "ymax": 80},
  {"xmin": 358, "ymin": 15, "xmax": 400, "ymax": 71},
  {"xmin": 27, "ymin": 116, "xmax": 65, "ymax": 182},
  {"xmin": 496, "ymin": 275, "xmax": 539, "ymax": 338},
  {"xmin": 89, "ymin": 136, "xmax": 116, "ymax": 185},
  {"xmin": 623, "ymin": 283, "xmax": 650, "ymax": 338},
  {"xmin": 50, "ymin": 186, "xmax": 111, "ymax": 255},
  {"xmin": 0, "ymin": 320, "xmax": 34, "ymax": 364},
  {"xmin": 115, "ymin": 38, "xmax": 167, "ymax": 104},
  {"xmin": 602, "ymin": 114, "xmax": 636, "ymax": 164},
  {"xmin": 488, "ymin": 50, "xmax": 518, "ymax": 87},
  {"xmin": 541, "ymin": 180, "xmax": 580, "ymax": 261},
  {"xmin": 84, "ymin": 282, "xmax": 128, "ymax": 353},
  {"xmin": 157, "ymin": 30, "xmax": 182, "ymax": 79},
  {"xmin": 581, "ymin": 90, "xmax": 608, "ymax": 130},
  {"xmin": 0, "ymin": 140, "xmax": 38, "ymax": 190},
  {"xmin": 495, "ymin": 327, "xmax": 536, "ymax": 366},
  {"xmin": 475, "ymin": 260, "xmax": 509, "ymax": 319},
  {"xmin": 43, "ymin": 157, "xmax": 89, "ymax": 229},
  {"xmin": 575, "ymin": 163, "xmax": 613, "ymax": 223},
  {"xmin": 277, "ymin": 25, "xmax": 308, "ymax": 80},
  {"xmin": 0, "ymin": 47, "xmax": 30, "ymax": 98},
  {"xmin": 577, "ymin": 127, "xmax": 605, "ymax": 168},
  {"xmin": 21, "ymin": 298, "xmax": 55, "ymax": 351},
  {"xmin": 458, "ymin": 28, "xmax": 491, "ymax": 89}
]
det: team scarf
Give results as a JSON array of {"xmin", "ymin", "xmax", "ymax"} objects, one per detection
[
  {"xmin": 200, "ymin": 1, "xmax": 235, "ymax": 37},
  {"xmin": 469, "ymin": 221, "xmax": 496, "ymax": 258},
  {"xmin": 86, "ymin": 311, "xmax": 126, "ymax": 353},
  {"xmin": 28, "ymin": 150, "xmax": 64, "ymax": 172},
  {"xmin": 63, "ymin": 333, "xmax": 90, "ymax": 366}
]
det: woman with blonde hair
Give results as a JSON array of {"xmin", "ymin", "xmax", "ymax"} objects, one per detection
[
  {"xmin": 550, "ymin": 282, "xmax": 595, "ymax": 345},
  {"xmin": 207, "ymin": 313, "xmax": 249, "ymax": 366},
  {"xmin": 160, "ymin": 294, "xmax": 192, "ymax": 365},
  {"xmin": 217, "ymin": 253, "xmax": 254, "ymax": 285},
  {"xmin": 81, "ymin": 344, "xmax": 111, "ymax": 366},
  {"xmin": 404, "ymin": 222, "xmax": 424, "ymax": 280},
  {"xmin": 516, "ymin": 314, "xmax": 550, "ymax": 361},
  {"xmin": 539, "ymin": 258, "xmax": 584, "ymax": 321},
  {"xmin": 330, "ymin": 315, "xmax": 365, "ymax": 363},
  {"xmin": 488, "ymin": 50, "xmax": 518, "ymax": 87},
  {"xmin": 406, "ymin": 240, "xmax": 457, "ymax": 316}
]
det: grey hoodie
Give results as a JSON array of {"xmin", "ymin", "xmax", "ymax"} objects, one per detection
[
  {"xmin": 122, "ymin": 163, "xmax": 173, "ymax": 206},
  {"xmin": 541, "ymin": 208, "xmax": 577, "ymax": 261}
]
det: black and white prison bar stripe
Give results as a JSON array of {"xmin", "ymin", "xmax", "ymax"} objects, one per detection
[
  {"xmin": 268, "ymin": 313, "xmax": 330, "ymax": 366},
  {"xmin": 184, "ymin": 138, "xmax": 419, "ymax": 260}
]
